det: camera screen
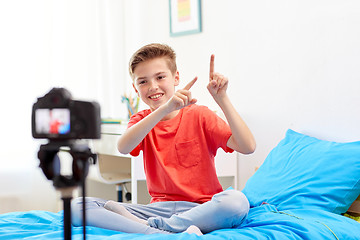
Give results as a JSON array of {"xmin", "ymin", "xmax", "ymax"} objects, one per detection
[{"xmin": 35, "ymin": 109, "xmax": 70, "ymax": 135}]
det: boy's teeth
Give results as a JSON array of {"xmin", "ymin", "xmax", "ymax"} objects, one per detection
[{"xmin": 150, "ymin": 94, "xmax": 162, "ymax": 99}]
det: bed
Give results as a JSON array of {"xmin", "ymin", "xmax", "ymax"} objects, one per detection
[{"xmin": 1, "ymin": 129, "xmax": 360, "ymax": 239}]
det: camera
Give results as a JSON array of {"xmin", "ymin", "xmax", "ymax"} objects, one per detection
[{"xmin": 32, "ymin": 88, "xmax": 101, "ymax": 140}]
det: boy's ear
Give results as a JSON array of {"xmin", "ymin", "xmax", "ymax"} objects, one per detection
[
  {"xmin": 174, "ymin": 71, "xmax": 180, "ymax": 86},
  {"xmin": 132, "ymin": 83, "xmax": 140, "ymax": 96}
]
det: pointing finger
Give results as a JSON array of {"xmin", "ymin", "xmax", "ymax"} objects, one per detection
[
  {"xmin": 183, "ymin": 76, "xmax": 198, "ymax": 90},
  {"xmin": 209, "ymin": 54, "xmax": 215, "ymax": 80}
]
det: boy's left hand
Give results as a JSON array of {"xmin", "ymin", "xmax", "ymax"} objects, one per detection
[{"xmin": 207, "ymin": 54, "xmax": 228, "ymax": 101}]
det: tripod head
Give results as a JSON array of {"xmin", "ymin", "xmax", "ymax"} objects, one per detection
[{"xmin": 38, "ymin": 141, "xmax": 96, "ymax": 189}]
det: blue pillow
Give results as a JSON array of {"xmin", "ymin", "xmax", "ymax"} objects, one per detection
[{"xmin": 242, "ymin": 129, "xmax": 360, "ymax": 214}]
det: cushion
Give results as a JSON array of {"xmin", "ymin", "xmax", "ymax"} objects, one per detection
[{"xmin": 242, "ymin": 129, "xmax": 360, "ymax": 214}]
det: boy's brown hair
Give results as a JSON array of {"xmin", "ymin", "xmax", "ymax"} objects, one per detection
[{"xmin": 129, "ymin": 43, "xmax": 177, "ymax": 80}]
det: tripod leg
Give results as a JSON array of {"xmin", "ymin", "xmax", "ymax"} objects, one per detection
[
  {"xmin": 63, "ymin": 197, "xmax": 72, "ymax": 240},
  {"xmin": 81, "ymin": 172, "xmax": 86, "ymax": 240}
]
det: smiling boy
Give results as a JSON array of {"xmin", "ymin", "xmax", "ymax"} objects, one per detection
[{"xmin": 72, "ymin": 43, "xmax": 255, "ymax": 235}]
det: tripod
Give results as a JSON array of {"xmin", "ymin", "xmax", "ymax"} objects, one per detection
[{"xmin": 37, "ymin": 141, "xmax": 96, "ymax": 240}]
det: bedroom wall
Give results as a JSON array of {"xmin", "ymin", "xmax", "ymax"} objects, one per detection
[
  {"xmin": 122, "ymin": 0, "xmax": 360, "ymax": 189},
  {"xmin": 0, "ymin": 0, "xmax": 58, "ymax": 213},
  {"xmin": 0, "ymin": 0, "xmax": 127, "ymax": 213},
  {"xmin": 1, "ymin": 0, "xmax": 359, "ymax": 212}
]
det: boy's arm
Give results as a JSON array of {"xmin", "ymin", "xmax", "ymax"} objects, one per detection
[
  {"xmin": 215, "ymin": 94, "xmax": 256, "ymax": 154},
  {"xmin": 117, "ymin": 106, "xmax": 169, "ymax": 154},
  {"xmin": 117, "ymin": 77, "xmax": 198, "ymax": 154},
  {"xmin": 207, "ymin": 55, "xmax": 256, "ymax": 154}
]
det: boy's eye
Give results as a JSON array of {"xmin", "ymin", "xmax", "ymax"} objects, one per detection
[
  {"xmin": 138, "ymin": 80, "xmax": 146, "ymax": 85},
  {"xmin": 157, "ymin": 75, "xmax": 165, "ymax": 80}
]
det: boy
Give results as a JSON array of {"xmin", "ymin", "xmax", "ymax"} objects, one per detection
[{"xmin": 72, "ymin": 43, "xmax": 255, "ymax": 235}]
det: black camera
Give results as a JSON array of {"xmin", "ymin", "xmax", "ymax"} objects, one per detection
[{"xmin": 32, "ymin": 88, "xmax": 101, "ymax": 140}]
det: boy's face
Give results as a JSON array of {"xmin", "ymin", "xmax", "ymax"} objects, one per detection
[{"xmin": 132, "ymin": 57, "xmax": 179, "ymax": 111}]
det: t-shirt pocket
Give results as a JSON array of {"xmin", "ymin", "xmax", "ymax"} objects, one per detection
[{"xmin": 175, "ymin": 140, "xmax": 201, "ymax": 168}]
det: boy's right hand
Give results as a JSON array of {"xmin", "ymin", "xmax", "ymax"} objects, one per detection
[{"xmin": 165, "ymin": 77, "xmax": 198, "ymax": 112}]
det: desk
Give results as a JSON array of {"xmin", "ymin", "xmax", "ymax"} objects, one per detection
[{"xmin": 88, "ymin": 123, "xmax": 238, "ymax": 204}]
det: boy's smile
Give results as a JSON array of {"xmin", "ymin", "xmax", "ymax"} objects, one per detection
[
  {"xmin": 133, "ymin": 57, "xmax": 179, "ymax": 111},
  {"xmin": 149, "ymin": 93, "xmax": 164, "ymax": 100}
]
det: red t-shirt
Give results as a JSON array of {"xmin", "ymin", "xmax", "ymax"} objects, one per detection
[{"xmin": 128, "ymin": 104, "xmax": 233, "ymax": 203}]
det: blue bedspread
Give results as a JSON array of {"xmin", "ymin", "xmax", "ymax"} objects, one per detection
[{"xmin": 1, "ymin": 204, "xmax": 359, "ymax": 240}]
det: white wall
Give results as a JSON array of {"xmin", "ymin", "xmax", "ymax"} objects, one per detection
[
  {"xmin": 1, "ymin": 0, "xmax": 359, "ymax": 212},
  {"xmin": 123, "ymin": 0, "xmax": 360, "ymax": 189},
  {"xmin": 0, "ymin": 0, "xmax": 128, "ymax": 212},
  {"xmin": 0, "ymin": 0, "xmax": 57, "ymax": 213}
]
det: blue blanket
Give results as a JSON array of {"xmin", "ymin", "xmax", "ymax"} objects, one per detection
[{"xmin": 1, "ymin": 204, "xmax": 359, "ymax": 240}]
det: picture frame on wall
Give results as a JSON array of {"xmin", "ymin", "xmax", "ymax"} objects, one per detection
[{"xmin": 169, "ymin": 0, "xmax": 202, "ymax": 37}]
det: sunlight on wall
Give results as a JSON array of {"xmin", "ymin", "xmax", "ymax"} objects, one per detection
[
  {"xmin": 1, "ymin": 0, "xmax": 130, "ymax": 167},
  {"xmin": 0, "ymin": 0, "xmax": 130, "ymax": 212}
]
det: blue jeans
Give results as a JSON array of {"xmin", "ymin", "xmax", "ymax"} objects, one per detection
[{"xmin": 71, "ymin": 189, "xmax": 249, "ymax": 234}]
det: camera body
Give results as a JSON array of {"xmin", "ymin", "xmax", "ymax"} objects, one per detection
[{"xmin": 32, "ymin": 88, "xmax": 101, "ymax": 140}]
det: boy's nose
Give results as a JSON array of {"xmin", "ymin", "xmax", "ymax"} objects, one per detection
[{"xmin": 149, "ymin": 80, "xmax": 159, "ymax": 91}]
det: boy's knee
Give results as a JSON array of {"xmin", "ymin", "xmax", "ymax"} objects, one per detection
[
  {"xmin": 212, "ymin": 190, "xmax": 250, "ymax": 216},
  {"xmin": 71, "ymin": 197, "xmax": 87, "ymax": 226},
  {"xmin": 71, "ymin": 197, "xmax": 102, "ymax": 226}
]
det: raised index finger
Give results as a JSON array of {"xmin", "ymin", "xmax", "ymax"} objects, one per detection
[
  {"xmin": 209, "ymin": 54, "xmax": 215, "ymax": 80},
  {"xmin": 183, "ymin": 77, "xmax": 198, "ymax": 90}
]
